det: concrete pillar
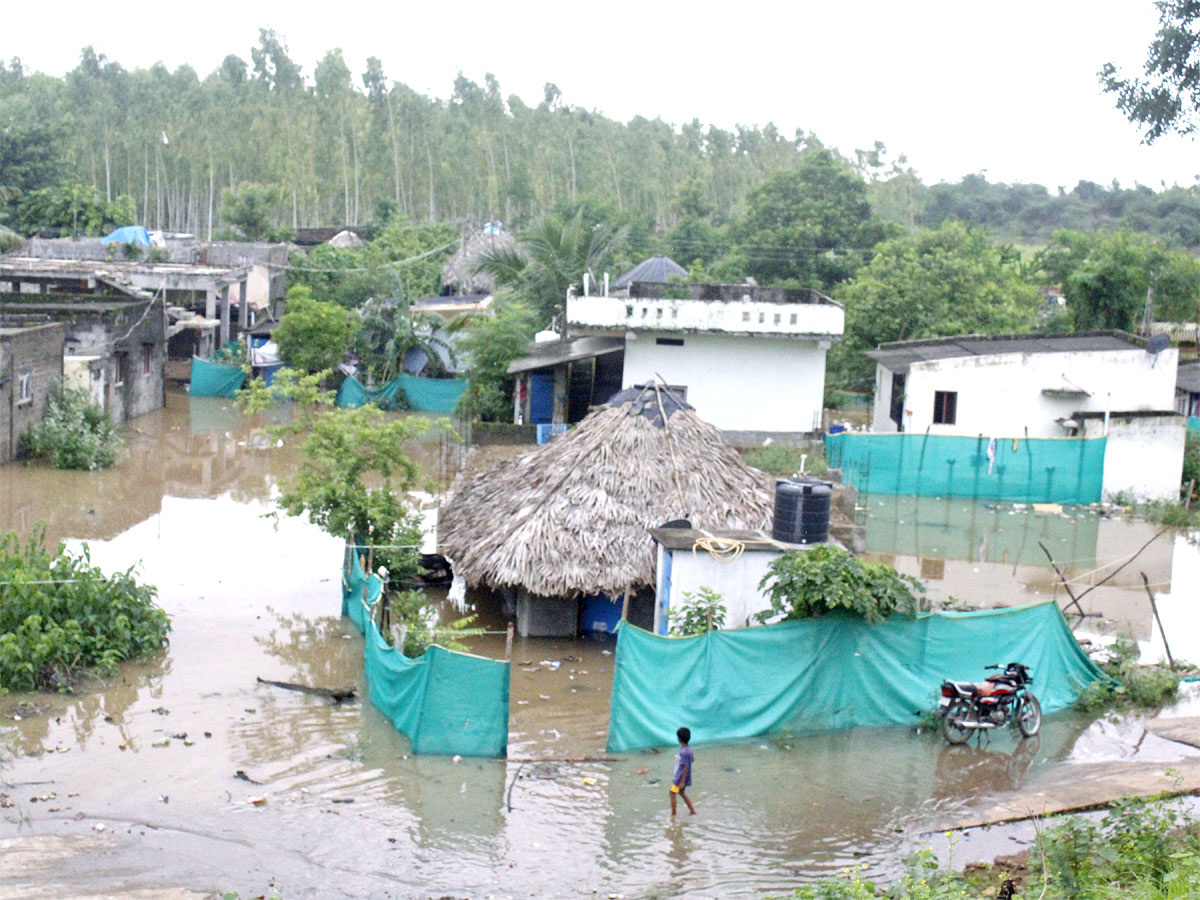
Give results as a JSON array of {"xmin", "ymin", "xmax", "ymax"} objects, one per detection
[
  {"xmin": 205, "ymin": 288, "xmax": 217, "ymax": 320},
  {"xmin": 219, "ymin": 285, "xmax": 230, "ymax": 348},
  {"xmin": 238, "ymin": 279, "xmax": 249, "ymax": 330}
]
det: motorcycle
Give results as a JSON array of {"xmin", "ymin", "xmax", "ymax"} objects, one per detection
[{"xmin": 938, "ymin": 662, "xmax": 1041, "ymax": 744}]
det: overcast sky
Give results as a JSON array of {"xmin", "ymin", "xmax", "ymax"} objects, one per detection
[{"xmin": 5, "ymin": 1, "xmax": 1197, "ymax": 191}]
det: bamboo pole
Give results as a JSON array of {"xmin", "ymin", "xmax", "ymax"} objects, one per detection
[
  {"xmin": 1141, "ymin": 571, "xmax": 1176, "ymax": 670},
  {"xmin": 505, "ymin": 622, "xmax": 514, "ymax": 661}
]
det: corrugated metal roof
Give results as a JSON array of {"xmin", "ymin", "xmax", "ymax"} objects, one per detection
[
  {"xmin": 1178, "ymin": 361, "xmax": 1200, "ymax": 393},
  {"xmin": 867, "ymin": 331, "xmax": 1145, "ymax": 373},
  {"xmin": 507, "ymin": 335, "xmax": 625, "ymax": 374}
]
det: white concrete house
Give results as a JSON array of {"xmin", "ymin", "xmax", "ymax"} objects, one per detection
[
  {"xmin": 567, "ymin": 280, "xmax": 843, "ymax": 438},
  {"xmin": 866, "ymin": 332, "xmax": 1185, "ymax": 502}
]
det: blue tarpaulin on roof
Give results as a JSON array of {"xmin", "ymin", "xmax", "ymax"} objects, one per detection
[{"xmin": 100, "ymin": 226, "xmax": 151, "ymax": 246}]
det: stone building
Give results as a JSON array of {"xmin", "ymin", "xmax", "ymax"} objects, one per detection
[{"xmin": 0, "ymin": 322, "xmax": 65, "ymax": 462}]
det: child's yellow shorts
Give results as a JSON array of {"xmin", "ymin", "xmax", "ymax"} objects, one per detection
[{"xmin": 670, "ymin": 784, "xmax": 681, "ymax": 794}]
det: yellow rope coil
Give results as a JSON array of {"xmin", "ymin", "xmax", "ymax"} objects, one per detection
[{"xmin": 692, "ymin": 537, "xmax": 746, "ymax": 563}]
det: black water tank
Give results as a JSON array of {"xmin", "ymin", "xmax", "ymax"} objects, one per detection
[{"xmin": 772, "ymin": 478, "xmax": 832, "ymax": 544}]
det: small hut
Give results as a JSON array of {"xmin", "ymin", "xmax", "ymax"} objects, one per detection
[
  {"xmin": 438, "ymin": 384, "xmax": 772, "ymax": 636},
  {"xmin": 443, "ymin": 222, "xmax": 516, "ymax": 295}
]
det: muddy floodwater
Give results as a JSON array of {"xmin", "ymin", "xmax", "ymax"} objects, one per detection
[{"xmin": 2, "ymin": 394, "xmax": 1199, "ymax": 899}]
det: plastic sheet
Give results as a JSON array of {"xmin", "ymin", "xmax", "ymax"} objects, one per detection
[{"xmin": 607, "ymin": 601, "xmax": 1106, "ymax": 751}]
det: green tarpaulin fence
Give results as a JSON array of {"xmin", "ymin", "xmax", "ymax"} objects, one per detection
[
  {"xmin": 337, "ymin": 374, "xmax": 467, "ymax": 413},
  {"xmin": 189, "ymin": 356, "xmax": 246, "ymax": 398},
  {"xmin": 825, "ymin": 431, "xmax": 1106, "ymax": 504},
  {"xmin": 1188, "ymin": 416, "xmax": 1199, "ymax": 433},
  {"xmin": 341, "ymin": 548, "xmax": 509, "ymax": 757},
  {"xmin": 607, "ymin": 601, "xmax": 1106, "ymax": 751}
]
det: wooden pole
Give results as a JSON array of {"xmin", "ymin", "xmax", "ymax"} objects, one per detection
[
  {"xmin": 1141, "ymin": 571, "xmax": 1176, "ymax": 670},
  {"xmin": 621, "ymin": 584, "xmax": 631, "ymax": 622},
  {"xmin": 505, "ymin": 622, "xmax": 514, "ymax": 661},
  {"xmin": 1186, "ymin": 479, "xmax": 1195, "ymax": 512},
  {"xmin": 1038, "ymin": 541, "xmax": 1085, "ymax": 618},
  {"xmin": 706, "ymin": 607, "xmax": 713, "ymax": 633}
]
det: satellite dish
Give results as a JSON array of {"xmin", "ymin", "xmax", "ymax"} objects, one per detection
[{"xmin": 1146, "ymin": 333, "xmax": 1171, "ymax": 354}]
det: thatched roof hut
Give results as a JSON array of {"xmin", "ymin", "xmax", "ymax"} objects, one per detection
[
  {"xmin": 439, "ymin": 385, "xmax": 772, "ymax": 598},
  {"xmin": 443, "ymin": 222, "xmax": 515, "ymax": 294}
]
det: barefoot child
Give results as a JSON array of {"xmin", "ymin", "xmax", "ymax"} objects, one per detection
[{"xmin": 670, "ymin": 726, "xmax": 696, "ymax": 816}]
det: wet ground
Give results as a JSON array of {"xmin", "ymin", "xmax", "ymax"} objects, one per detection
[{"xmin": 1, "ymin": 394, "xmax": 1199, "ymax": 899}]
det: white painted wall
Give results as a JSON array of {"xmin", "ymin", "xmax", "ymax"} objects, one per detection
[
  {"xmin": 655, "ymin": 544, "xmax": 782, "ymax": 634},
  {"xmin": 569, "ymin": 294, "xmax": 843, "ymax": 338},
  {"xmin": 623, "ymin": 331, "xmax": 827, "ymax": 432},
  {"xmin": 872, "ymin": 348, "xmax": 1178, "ymax": 438},
  {"xmin": 872, "ymin": 365, "xmax": 897, "ymax": 432},
  {"xmin": 1080, "ymin": 413, "xmax": 1186, "ymax": 502}
]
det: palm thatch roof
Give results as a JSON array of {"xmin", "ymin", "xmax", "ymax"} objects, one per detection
[
  {"xmin": 443, "ymin": 223, "xmax": 515, "ymax": 294},
  {"xmin": 439, "ymin": 384, "xmax": 772, "ymax": 598}
]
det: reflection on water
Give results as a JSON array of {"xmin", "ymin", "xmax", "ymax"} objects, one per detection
[
  {"xmin": 2, "ymin": 397, "xmax": 1198, "ymax": 898},
  {"xmin": 860, "ymin": 495, "xmax": 1200, "ymax": 663}
]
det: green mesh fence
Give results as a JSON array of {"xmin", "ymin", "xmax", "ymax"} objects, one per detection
[
  {"xmin": 825, "ymin": 431, "xmax": 1106, "ymax": 504},
  {"xmin": 1188, "ymin": 416, "xmax": 1199, "ymax": 433},
  {"xmin": 189, "ymin": 356, "xmax": 246, "ymax": 398},
  {"xmin": 337, "ymin": 374, "xmax": 467, "ymax": 413},
  {"xmin": 607, "ymin": 601, "xmax": 1106, "ymax": 752},
  {"xmin": 341, "ymin": 548, "xmax": 510, "ymax": 757}
]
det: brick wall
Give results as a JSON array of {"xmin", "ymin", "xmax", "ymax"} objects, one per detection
[{"xmin": 0, "ymin": 323, "xmax": 65, "ymax": 462}]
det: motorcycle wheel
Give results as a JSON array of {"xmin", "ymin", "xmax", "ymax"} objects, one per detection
[
  {"xmin": 940, "ymin": 698, "xmax": 973, "ymax": 744},
  {"xmin": 1017, "ymin": 693, "xmax": 1042, "ymax": 737}
]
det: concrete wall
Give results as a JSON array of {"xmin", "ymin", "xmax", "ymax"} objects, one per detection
[
  {"xmin": 0, "ymin": 324, "xmax": 65, "ymax": 462},
  {"xmin": 569, "ymin": 292, "xmax": 844, "ymax": 339},
  {"xmin": 654, "ymin": 542, "xmax": 782, "ymax": 634},
  {"xmin": 1080, "ymin": 412, "xmax": 1186, "ymax": 502},
  {"xmin": 622, "ymin": 331, "xmax": 828, "ymax": 433},
  {"xmin": 873, "ymin": 347, "xmax": 1178, "ymax": 438}
]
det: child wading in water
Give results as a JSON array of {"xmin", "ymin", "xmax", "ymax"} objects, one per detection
[{"xmin": 670, "ymin": 726, "xmax": 696, "ymax": 816}]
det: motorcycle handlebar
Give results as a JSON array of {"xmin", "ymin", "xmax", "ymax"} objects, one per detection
[{"xmin": 984, "ymin": 664, "xmax": 1000, "ymax": 669}]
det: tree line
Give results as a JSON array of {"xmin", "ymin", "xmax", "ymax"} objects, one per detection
[{"xmin": 5, "ymin": 31, "xmax": 1200, "ymax": 249}]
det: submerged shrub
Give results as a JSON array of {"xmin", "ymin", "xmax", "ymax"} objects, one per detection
[
  {"xmin": 1076, "ymin": 635, "xmax": 1183, "ymax": 711},
  {"xmin": 0, "ymin": 528, "xmax": 169, "ymax": 692},
  {"xmin": 21, "ymin": 383, "xmax": 122, "ymax": 470}
]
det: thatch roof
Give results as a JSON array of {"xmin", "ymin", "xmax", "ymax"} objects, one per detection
[
  {"xmin": 443, "ymin": 223, "xmax": 515, "ymax": 294},
  {"xmin": 438, "ymin": 384, "xmax": 772, "ymax": 598}
]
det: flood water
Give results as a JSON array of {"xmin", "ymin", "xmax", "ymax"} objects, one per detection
[{"xmin": 1, "ymin": 395, "xmax": 1199, "ymax": 899}]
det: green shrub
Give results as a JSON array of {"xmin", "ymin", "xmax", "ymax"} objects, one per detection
[
  {"xmin": 1183, "ymin": 431, "xmax": 1199, "ymax": 497},
  {"xmin": 0, "ymin": 528, "xmax": 169, "ymax": 692},
  {"xmin": 669, "ymin": 586, "xmax": 726, "ymax": 637},
  {"xmin": 758, "ymin": 544, "xmax": 924, "ymax": 624},
  {"xmin": 1076, "ymin": 635, "xmax": 1183, "ymax": 711},
  {"xmin": 20, "ymin": 383, "xmax": 122, "ymax": 470}
]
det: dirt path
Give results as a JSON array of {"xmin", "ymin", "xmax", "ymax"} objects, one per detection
[
  {"xmin": 933, "ymin": 756, "xmax": 1200, "ymax": 831},
  {"xmin": 0, "ymin": 834, "xmax": 212, "ymax": 900}
]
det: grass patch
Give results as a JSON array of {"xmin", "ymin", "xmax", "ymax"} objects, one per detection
[{"xmin": 742, "ymin": 444, "xmax": 828, "ymax": 478}]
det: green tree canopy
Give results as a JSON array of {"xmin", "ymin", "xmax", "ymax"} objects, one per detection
[
  {"xmin": 728, "ymin": 149, "xmax": 897, "ymax": 291},
  {"xmin": 475, "ymin": 211, "xmax": 624, "ymax": 324},
  {"xmin": 1041, "ymin": 229, "xmax": 1200, "ymax": 331},
  {"xmin": 220, "ymin": 182, "xmax": 290, "ymax": 242},
  {"xmin": 832, "ymin": 222, "xmax": 1042, "ymax": 391},
  {"xmin": 455, "ymin": 297, "xmax": 537, "ymax": 421},
  {"xmin": 273, "ymin": 285, "xmax": 361, "ymax": 374},
  {"xmin": 13, "ymin": 182, "xmax": 134, "ymax": 236},
  {"xmin": 1100, "ymin": 0, "xmax": 1200, "ymax": 143}
]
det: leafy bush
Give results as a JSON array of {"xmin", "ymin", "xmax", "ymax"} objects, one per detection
[
  {"xmin": 1075, "ymin": 635, "xmax": 1182, "ymax": 711},
  {"xmin": 741, "ymin": 444, "xmax": 828, "ymax": 477},
  {"xmin": 274, "ymin": 285, "xmax": 362, "ymax": 375},
  {"xmin": 758, "ymin": 545, "xmax": 924, "ymax": 624},
  {"xmin": 455, "ymin": 297, "xmax": 537, "ymax": 422},
  {"xmin": 21, "ymin": 383, "xmax": 122, "ymax": 470},
  {"xmin": 1183, "ymin": 431, "xmax": 1199, "ymax": 498},
  {"xmin": 0, "ymin": 528, "xmax": 169, "ymax": 692},
  {"xmin": 669, "ymin": 586, "xmax": 726, "ymax": 637}
]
